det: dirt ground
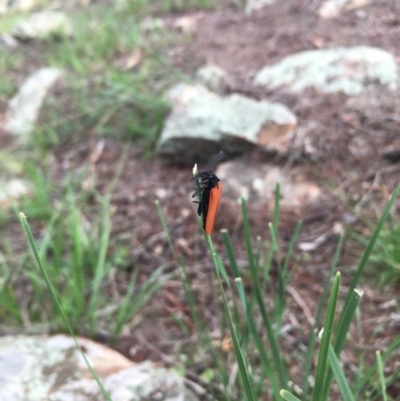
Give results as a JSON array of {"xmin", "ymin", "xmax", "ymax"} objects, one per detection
[
  {"xmin": 49, "ymin": 1, "xmax": 400, "ymax": 396},
  {"xmin": 3, "ymin": 0, "xmax": 400, "ymax": 398}
]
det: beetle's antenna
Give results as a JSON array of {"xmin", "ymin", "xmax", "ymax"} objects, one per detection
[{"xmin": 210, "ymin": 151, "xmax": 224, "ymax": 173}]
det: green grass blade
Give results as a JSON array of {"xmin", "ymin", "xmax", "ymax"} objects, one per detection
[
  {"xmin": 241, "ymin": 197, "xmax": 256, "ymax": 271},
  {"xmin": 320, "ymin": 289, "xmax": 363, "ymax": 399},
  {"xmin": 269, "ymin": 221, "xmax": 279, "ymax": 254},
  {"xmin": 376, "ymin": 351, "xmax": 388, "ymax": 401},
  {"xmin": 155, "ymin": 199, "xmax": 175, "ymax": 257},
  {"xmin": 282, "ymin": 221, "xmax": 302, "ymax": 278},
  {"xmin": 221, "ymin": 229, "xmax": 240, "ymax": 279},
  {"xmin": 245, "ymin": 301, "xmax": 281, "ymax": 396},
  {"xmin": 320, "ymin": 287, "xmax": 362, "ymax": 401},
  {"xmin": 241, "ymin": 197, "xmax": 288, "ymax": 390},
  {"xmin": 255, "ymin": 283, "xmax": 287, "ymax": 387},
  {"xmin": 203, "ymin": 231, "xmax": 230, "ymax": 284},
  {"xmin": 19, "ymin": 213, "xmax": 112, "ymax": 401},
  {"xmin": 354, "ymin": 334, "xmax": 400, "ymax": 395},
  {"xmin": 302, "ymin": 234, "xmax": 344, "ymax": 396},
  {"xmin": 222, "ymin": 229, "xmax": 249, "ymax": 313},
  {"xmin": 272, "ymin": 183, "xmax": 280, "ymax": 240},
  {"xmin": 255, "ymin": 235, "xmax": 262, "ymax": 272},
  {"xmin": 206, "ymin": 234, "xmax": 257, "ymax": 401},
  {"xmin": 88, "ymin": 199, "xmax": 111, "ymax": 332},
  {"xmin": 234, "ymin": 277, "xmax": 248, "ymax": 314},
  {"xmin": 223, "ymin": 296, "xmax": 253, "ymax": 398},
  {"xmin": 333, "ymin": 289, "xmax": 363, "ymax": 357},
  {"xmin": 67, "ymin": 190, "xmax": 86, "ymax": 320},
  {"xmin": 341, "ymin": 184, "xmax": 400, "ymax": 308},
  {"xmin": 215, "ymin": 251, "xmax": 230, "ymax": 285},
  {"xmin": 328, "ymin": 344, "xmax": 355, "ymax": 401},
  {"xmin": 125, "ymin": 264, "xmax": 171, "ymax": 318},
  {"xmin": 280, "ymin": 390, "xmax": 303, "ymax": 401},
  {"xmin": 227, "ymin": 249, "xmax": 281, "ymax": 395},
  {"xmin": 0, "ymin": 284, "xmax": 22, "ymax": 324},
  {"xmin": 263, "ymin": 243, "xmax": 275, "ymax": 285},
  {"xmin": 179, "ymin": 262, "xmax": 231, "ymax": 393},
  {"xmin": 311, "ymin": 272, "xmax": 341, "ymax": 401},
  {"xmin": 111, "ymin": 266, "xmax": 139, "ymax": 342},
  {"xmin": 269, "ymin": 219, "xmax": 285, "ymax": 331}
]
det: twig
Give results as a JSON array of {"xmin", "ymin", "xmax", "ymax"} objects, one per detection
[{"xmin": 287, "ymin": 285, "xmax": 315, "ymax": 326}]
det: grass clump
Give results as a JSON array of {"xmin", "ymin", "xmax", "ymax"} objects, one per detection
[
  {"xmin": 155, "ymin": 183, "xmax": 400, "ymax": 401},
  {"xmin": 45, "ymin": 8, "xmax": 142, "ymax": 75},
  {"xmin": 0, "ymin": 2, "xmax": 175, "ymax": 338},
  {"xmin": 1, "ymin": 160, "xmax": 169, "ymax": 340},
  {"xmin": 366, "ymin": 217, "xmax": 400, "ymax": 284},
  {"xmin": 0, "ymin": 2, "xmax": 176, "ymax": 155}
]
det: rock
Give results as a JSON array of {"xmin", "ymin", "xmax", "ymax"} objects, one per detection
[
  {"xmin": 199, "ymin": 159, "xmax": 321, "ymax": 232},
  {"xmin": 217, "ymin": 160, "xmax": 321, "ymax": 210},
  {"xmin": 157, "ymin": 84, "xmax": 297, "ymax": 163},
  {"xmin": 141, "ymin": 17, "xmax": 165, "ymax": 32},
  {"xmin": 245, "ymin": 0, "xmax": 276, "ymax": 14},
  {"xmin": 196, "ymin": 64, "xmax": 226, "ymax": 91},
  {"xmin": 0, "ymin": 179, "xmax": 31, "ymax": 207},
  {"xmin": 0, "ymin": 335, "xmax": 134, "ymax": 401},
  {"xmin": 317, "ymin": 0, "xmax": 370, "ymax": 19},
  {"xmin": 11, "ymin": 11, "xmax": 73, "ymax": 41},
  {"xmin": 0, "ymin": 0, "xmax": 46, "ymax": 14},
  {"xmin": 52, "ymin": 362, "xmax": 190, "ymax": 401},
  {"xmin": 0, "ymin": 34, "xmax": 18, "ymax": 48},
  {"xmin": 173, "ymin": 13, "xmax": 204, "ymax": 34},
  {"xmin": 253, "ymin": 46, "xmax": 399, "ymax": 96},
  {"xmin": 4, "ymin": 67, "xmax": 64, "ymax": 138},
  {"xmin": 0, "ymin": 335, "xmax": 195, "ymax": 401}
]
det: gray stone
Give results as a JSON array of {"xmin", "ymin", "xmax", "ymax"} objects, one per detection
[
  {"xmin": 141, "ymin": 16, "xmax": 165, "ymax": 32},
  {"xmin": 0, "ymin": 335, "xmax": 194, "ymax": 401},
  {"xmin": 0, "ymin": 34, "xmax": 18, "ymax": 48},
  {"xmin": 173, "ymin": 14, "xmax": 203, "ymax": 34},
  {"xmin": 200, "ymin": 159, "xmax": 322, "ymax": 232},
  {"xmin": 253, "ymin": 46, "xmax": 399, "ymax": 96},
  {"xmin": 317, "ymin": 0, "xmax": 371, "ymax": 19},
  {"xmin": 245, "ymin": 0, "xmax": 276, "ymax": 14},
  {"xmin": 0, "ymin": 179, "xmax": 31, "ymax": 207},
  {"xmin": 4, "ymin": 67, "xmax": 64, "ymax": 138},
  {"xmin": 196, "ymin": 64, "xmax": 226, "ymax": 91},
  {"xmin": 11, "ymin": 11, "xmax": 73, "ymax": 41},
  {"xmin": 217, "ymin": 161, "xmax": 321, "ymax": 210},
  {"xmin": 157, "ymin": 84, "xmax": 297, "ymax": 163},
  {"xmin": 50, "ymin": 361, "xmax": 188, "ymax": 401}
]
